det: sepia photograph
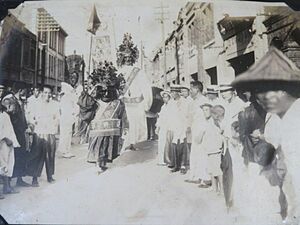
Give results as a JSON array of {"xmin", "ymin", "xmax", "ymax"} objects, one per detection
[{"xmin": 0, "ymin": 0, "xmax": 300, "ymax": 224}]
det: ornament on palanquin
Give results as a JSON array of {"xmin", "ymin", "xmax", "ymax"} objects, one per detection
[{"xmin": 116, "ymin": 33, "xmax": 139, "ymax": 67}]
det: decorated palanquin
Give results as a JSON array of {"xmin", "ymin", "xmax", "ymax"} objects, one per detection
[
  {"xmin": 86, "ymin": 60, "xmax": 129, "ymax": 171},
  {"xmin": 89, "ymin": 99, "xmax": 128, "ymax": 138}
]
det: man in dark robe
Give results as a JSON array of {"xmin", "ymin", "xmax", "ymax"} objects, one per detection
[
  {"xmin": 87, "ymin": 85, "xmax": 128, "ymax": 173},
  {"xmin": 76, "ymin": 88, "xmax": 98, "ymax": 144}
]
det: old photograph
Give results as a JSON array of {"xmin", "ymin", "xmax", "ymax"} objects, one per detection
[{"xmin": 0, "ymin": 0, "xmax": 300, "ymax": 224}]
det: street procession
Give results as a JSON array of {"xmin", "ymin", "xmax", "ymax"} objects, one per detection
[{"xmin": 0, "ymin": 0, "xmax": 300, "ymax": 224}]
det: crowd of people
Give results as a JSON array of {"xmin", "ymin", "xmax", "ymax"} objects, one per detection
[
  {"xmin": 155, "ymin": 47, "xmax": 300, "ymax": 224},
  {"xmin": 0, "ymin": 44, "xmax": 300, "ymax": 224},
  {"xmin": 0, "ymin": 72, "xmax": 83, "ymax": 198},
  {"xmin": 156, "ymin": 81, "xmax": 245, "ymax": 196}
]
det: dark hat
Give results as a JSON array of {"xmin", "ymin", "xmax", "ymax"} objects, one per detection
[{"xmin": 232, "ymin": 47, "xmax": 300, "ymax": 90}]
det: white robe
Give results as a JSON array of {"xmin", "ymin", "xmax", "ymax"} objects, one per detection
[
  {"xmin": 265, "ymin": 99, "xmax": 300, "ymax": 222},
  {"xmin": 26, "ymin": 95, "xmax": 41, "ymax": 124},
  {"xmin": 0, "ymin": 111, "xmax": 19, "ymax": 177},
  {"xmin": 57, "ymin": 92, "xmax": 78, "ymax": 156},
  {"xmin": 169, "ymin": 98, "xmax": 188, "ymax": 144},
  {"xmin": 119, "ymin": 65, "xmax": 153, "ymax": 146},
  {"xmin": 188, "ymin": 108, "xmax": 210, "ymax": 181},
  {"xmin": 156, "ymin": 102, "xmax": 172, "ymax": 164}
]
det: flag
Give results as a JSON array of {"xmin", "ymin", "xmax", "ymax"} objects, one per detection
[{"xmin": 87, "ymin": 4, "xmax": 101, "ymax": 35}]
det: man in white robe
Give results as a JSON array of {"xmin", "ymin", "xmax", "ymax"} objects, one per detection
[
  {"xmin": 119, "ymin": 65, "xmax": 153, "ymax": 151},
  {"xmin": 57, "ymin": 82, "xmax": 78, "ymax": 158},
  {"xmin": 156, "ymin": 90, "xmax": 172, "ymax": 165}
]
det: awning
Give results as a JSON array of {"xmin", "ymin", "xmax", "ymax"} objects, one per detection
[{"xmin": 217, "ymin": 16, "xmax": 255, "ymax": 40}]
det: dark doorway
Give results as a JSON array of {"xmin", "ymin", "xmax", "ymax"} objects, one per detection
[
  {"xmin": 206, "ymin": 67, "xmax": 218, "ymax": 85},
  {"xmin": 228, "ymin": 51, "xmax": 255, "ymax": 76},
  {"xmin": 191, "ymin": 72, "xmax": 198, "ymax": 81}
]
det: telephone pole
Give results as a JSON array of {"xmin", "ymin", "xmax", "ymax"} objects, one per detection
[{"xmin": 155, "ymin": 2, "xmax": 169, "ymax": 88}]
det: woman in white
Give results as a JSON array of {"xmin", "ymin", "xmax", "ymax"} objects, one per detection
[{"xmin": 156, "ymin": 90, "xmax": 172, "ymax": 165}]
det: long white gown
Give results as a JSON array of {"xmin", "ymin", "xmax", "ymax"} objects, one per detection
[
  {"xmin": 0, "ymin": 111, "xmax": 20, "ymax": 177},
  {"xmin": 119, "ymin": 65, "xmax": 153, "ymax": 147},
  {"xmin": 57, "ymin": 84, "xmax": 78, "ymax": 157},
  {"xmin": 156, "ymin": 103, "xmax": 172, "ymax": 164}
]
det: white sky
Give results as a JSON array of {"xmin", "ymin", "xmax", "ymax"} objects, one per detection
[{"xmin": 10, "ymin": 0, "xmax": 286, "ymax": 61}]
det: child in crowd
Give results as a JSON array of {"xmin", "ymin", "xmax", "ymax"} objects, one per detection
[{"xmin": 203, "ymin": 104, "xmax": 225, "ymax": 194}]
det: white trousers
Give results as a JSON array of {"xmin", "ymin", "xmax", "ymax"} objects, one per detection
[{"xmin": 157, "ymin": 128, "xmax": 167, "ymax": 164}]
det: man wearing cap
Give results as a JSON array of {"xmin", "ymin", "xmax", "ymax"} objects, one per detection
[
  {"xmin": 232, "ymin": 47, "xmax": 300, "ymax": 224},
  {"xmin": 180, "ymin": 84, "xmax": 193, "ymax": 169},
  {"xmin": 184, "ymin": 81, "xmax": 208, "ymax": 180},
  {"xmin": 168, "ymin": 84, "xmax": 189, "ymax": 173},
  {"xmin": 156, "ymin": 90, "xmax": 172, "ymax": 165},
  {"xmin": 219, "ymin": 84, "xmax": 246, "ymax": 122},
  {"xmin": 206, "ymin": 85, "xmax": 222, "ymax": 106}
]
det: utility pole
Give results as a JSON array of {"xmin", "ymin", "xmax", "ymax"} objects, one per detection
[
  {"xmin": 155, "ymin": 2, "xmax": 169, "ymax": 88},
  {"xmin": 138, "ymin": 16, "xmax": 143, "ymax": 69}
]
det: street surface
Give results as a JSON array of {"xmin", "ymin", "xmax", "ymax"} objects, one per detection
[{"xmin": 0, "ymin": 141, "xmax": 282, "ymax": 225}]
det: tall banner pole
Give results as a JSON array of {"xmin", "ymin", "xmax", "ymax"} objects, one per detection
[{"xmin": 88, "ymin": 33, "xmax": 93, "ymax": 75}]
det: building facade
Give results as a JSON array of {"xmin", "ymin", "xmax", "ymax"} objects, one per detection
[
  {"xmin": 263, "ymin": 6, "xmax": 300, "ymax": 68},
  {"xmin": 36, "ymin": 8, "xmax": 68, "ymax": 92},
  {"xmin": 151, "ymin": 2, "xmax": 215, "ymax": 89},
  {"xmin": 0, "ymin": 13, "xmax": 37, "ymax": 88},
  {"xmin": 150, "ymin": 2, "xmax": 299, "ymax": 89}
]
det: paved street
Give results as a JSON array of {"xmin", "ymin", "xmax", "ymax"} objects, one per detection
[{"xmin": 0, "ymin": 141, "xmax": 281, "ymax": 225}]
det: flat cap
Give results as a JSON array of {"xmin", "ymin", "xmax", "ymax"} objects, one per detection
[
  {"xmin": 170, "ymin": 84, "xmax": 182, "ymax": 92},
  {"xmin": 232, "ymin": 47, "xmax": 300, "ymax": 89},
  {"xmin": 206, "ymin": 85, "xmax": 219, "ymax": 94},
  {"xmin": 219, "ymin": 84, "xmax": 234, "ymax": 92}
]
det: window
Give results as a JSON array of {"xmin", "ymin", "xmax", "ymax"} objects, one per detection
[
  {"xmin": 49, "ymin": 32, "xmax": 57, "ymax": 50},
  {"xmin": 30, "ymin": 39, "xmax": 36, "ymax": 69},
  {"xmin": 23, "ymin": 38, "xmax": 30, "ymax": 67}
]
